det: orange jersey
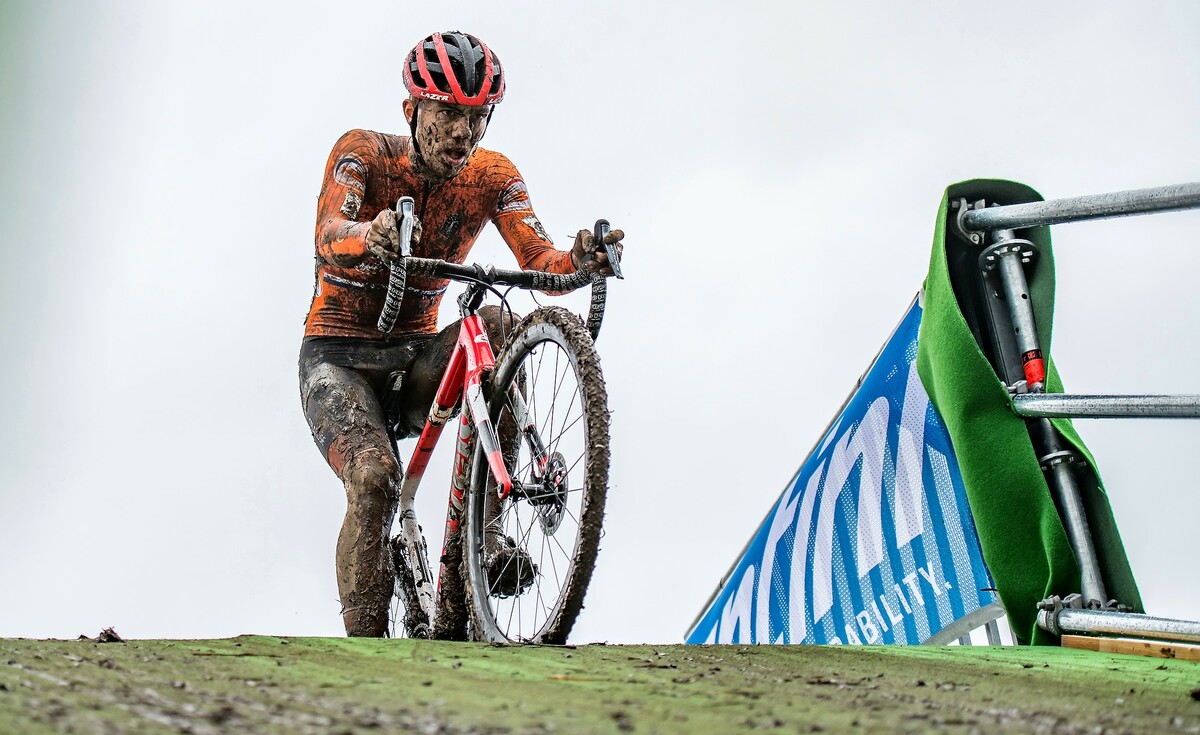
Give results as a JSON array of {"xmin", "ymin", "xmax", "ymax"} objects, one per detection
[{"xmin": 304, "ymin": 129, "xmax": 575, "ymax": 338}]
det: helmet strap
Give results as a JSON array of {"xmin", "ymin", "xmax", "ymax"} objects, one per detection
[
  {"xmin": 479, "ymin": 107, "xmax": 494, "ymax": 142},
  {"xmin": 408, "ymin": 99, "xmax": 427, "ymax": 165}
]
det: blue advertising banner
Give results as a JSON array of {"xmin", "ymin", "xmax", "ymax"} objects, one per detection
[{"xmin": 687, "ymin": 297, "xmax": 1001, "ymax": 645}]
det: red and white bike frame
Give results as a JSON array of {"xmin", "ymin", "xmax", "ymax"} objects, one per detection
[{"xmin": 394, "ymin": 312, "xmax": 515, "ymax": 625}]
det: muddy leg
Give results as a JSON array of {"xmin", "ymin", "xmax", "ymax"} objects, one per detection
[
  {"xmin": 479, "ymin": 304, "xmax": 518, "ymax": 354},
  {"xmin": 337, "ymin": 447, "xmax": 401, "ymax": 637}
]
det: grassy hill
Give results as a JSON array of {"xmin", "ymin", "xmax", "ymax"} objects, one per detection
[{"xmin": 2, "ymin": 635, "xmax": 1198, "ymax": 733}]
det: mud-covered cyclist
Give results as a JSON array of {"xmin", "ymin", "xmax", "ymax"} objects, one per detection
[{"xmin": 298, "ymin": 31, "xmax": 624, "ymax": 637}]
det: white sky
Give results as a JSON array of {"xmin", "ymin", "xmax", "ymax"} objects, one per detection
[{"xmin": 2, "ymin": 1, "xmax": 1198, "ymax": 643}]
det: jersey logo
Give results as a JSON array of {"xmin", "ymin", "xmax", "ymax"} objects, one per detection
[
  {"xmin": 440, "ymin": 212, "xmax": 463, "ymax": 239},
  {"xmin": 333, "ymin": 156, "xmax": 366, "ymax": 188},
  {"xmin": 340, "ymin": 192, "xmax": 362, "ymax": 219},
  {"xmin": 497, "ymin": 177, "xmax": 531, "ymax": 214},
  {"xmin": 521, "ymin": 214, "xmax": 553, "ymax": 243}
]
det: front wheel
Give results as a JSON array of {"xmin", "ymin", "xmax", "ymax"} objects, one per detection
[{"xmin": 463, "ymin": 306, "xmax": 610, "ymax": 643}]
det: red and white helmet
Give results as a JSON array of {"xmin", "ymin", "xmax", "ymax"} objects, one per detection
[{"xmin": 402, "ymin": 31, "xmax": 505, "ymax": 106}]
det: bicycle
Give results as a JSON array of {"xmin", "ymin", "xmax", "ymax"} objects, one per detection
[{"xmin": 378, "ymin": 199, "xmax": 619, "ymax": 644}]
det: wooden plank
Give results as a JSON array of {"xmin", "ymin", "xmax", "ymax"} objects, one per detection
[{"xmin": 1062, "ymin": 634, "xmax": 1200, "ymax": 661}]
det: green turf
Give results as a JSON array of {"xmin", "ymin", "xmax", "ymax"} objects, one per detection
[{"xmin": 2, "ymin": 636, "xmax": 1197, "ymax": 733}]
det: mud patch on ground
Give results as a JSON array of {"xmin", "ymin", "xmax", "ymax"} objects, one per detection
[{"xmin": 0, "ymin": 637, "xmax": 1198, "ymax": 733}]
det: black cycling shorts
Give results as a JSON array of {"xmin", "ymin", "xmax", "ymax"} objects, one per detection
[{"xmin": 298, "ymin": 335, "xmax": 436, "ymax": 476}]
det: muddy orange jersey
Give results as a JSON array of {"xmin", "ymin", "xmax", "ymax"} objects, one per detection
[{"xmin": 304, "ymin": 129, "xmax": 574, "ymax": 338}]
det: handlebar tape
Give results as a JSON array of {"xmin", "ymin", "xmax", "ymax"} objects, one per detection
[{"xmin": 377, "ymin": 196, "xmax": 416, "ymax": 333}]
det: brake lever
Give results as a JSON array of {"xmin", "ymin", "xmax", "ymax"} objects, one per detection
[
  {"xmin": 593, "ymin": 218, "xmax": 623, "ymax": 279},
  {"xmin": 397, "ymin": 196, "xmax": 414, "ymax": 258}
]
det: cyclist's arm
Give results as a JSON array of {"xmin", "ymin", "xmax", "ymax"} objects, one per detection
[
  {"xmin": 313, "ymin": 130, "xmax": 376, "ymax": 267},
  {"xmin": 492, "ymin": 174, "xmax": 576, "ymax": 275}
]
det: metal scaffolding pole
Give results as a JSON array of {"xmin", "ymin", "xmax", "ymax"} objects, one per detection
[
  {"xmin": 1011, "ymin": 394, "xmax": 1200, "ymax": 419},
  {"xmin": 982, "ymin": 230, "xmax": 1110, "ymax": 608},
  {"xmin": 962, "ymin": 182, "xmax": 1200, "ymax": 231},
  {"xmin": 1039, "ymin": 606, "xmax": 1200, "ymax": 645}
]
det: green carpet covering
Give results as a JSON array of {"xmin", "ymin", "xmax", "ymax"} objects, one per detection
[{"xmin": 915, "ymin": 179, "xmax": 1142, "ymax": 645}]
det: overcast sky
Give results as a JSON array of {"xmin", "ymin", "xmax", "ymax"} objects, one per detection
[{"xmin": 2, "ymin": 1, "xmax": 1198, "ymax": 644}]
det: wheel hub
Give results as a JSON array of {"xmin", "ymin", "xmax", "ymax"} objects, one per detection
[{"xmin": 534, "ymin": 451, "xmax": 568, "ymax": 534}]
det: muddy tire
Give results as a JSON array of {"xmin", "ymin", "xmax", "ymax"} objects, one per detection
[{"xmin": 462, "ymin": 306, "xmax": 610, "ymax": 644}]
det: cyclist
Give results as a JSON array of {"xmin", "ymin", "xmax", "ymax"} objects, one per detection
[{"xmin": 299, "ymin": 30, "xmax": 624, "ymax": 637}]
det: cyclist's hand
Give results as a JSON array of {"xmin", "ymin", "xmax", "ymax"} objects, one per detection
[
  {"xmin": 366, "ymin": 208, "xmax": 422, "ymax": 261},
  {"xmin": 570, "ymin": 227, "xmax": 624, "ymax": 276}
]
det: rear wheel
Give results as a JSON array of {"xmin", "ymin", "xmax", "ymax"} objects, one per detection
[{"xmin": 463, "ymin": 306, "xmax": 610, "ymax": 643}]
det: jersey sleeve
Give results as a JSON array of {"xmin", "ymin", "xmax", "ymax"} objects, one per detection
[
  {"xmin": 491, "ymin": 161, "xmax": 576, "ymax": 275},
  {"xmin": 314, "ymin": 130, "xmax": 375, "ymax": 267}
]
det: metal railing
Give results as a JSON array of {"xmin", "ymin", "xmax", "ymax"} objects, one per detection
[
  {"xmin": 961, "ymin": 182, "xmax": 1200, "ymax": 231},
  {"xmin": 956, "ymin": 181, "xmax": 1200, "ymax": 644}
]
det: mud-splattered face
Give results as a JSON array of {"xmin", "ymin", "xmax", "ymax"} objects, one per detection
[{"xmin": 405, "ymin": 98, "xmax": 492, "ymax": 181}]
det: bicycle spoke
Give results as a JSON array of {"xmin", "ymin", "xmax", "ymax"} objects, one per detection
[
  {"xmin": 553, "ymin": 410, "xmax": 585, "ymax": 443},
  {"xmin": 548, "ymin": 411, "xmax": 580, "ymax": 463},
  {"xmin": 511, "ymin": 506, "xmax": 538, "ymax": 556},
  {"xmin": 546, "ymin": 524, "xmax": 575, "ymax": 561},
  {"xmin": 495, "ymin": 499, "xmax": 523, "ymax": 631},
  {"xmin": 505, "ymin": 591, "xmax": 518, "ymax": 636},
  {"xmin": 544, "ymin": 528, "xmax": 564, "ymax": 592},
  {"xmin": 539, "ymin": 347, "xmax": 557, "ymax": 447},
  {"xmin": 565, "ymin": 449, "xmax": 587, "ymax": 478},
  {"xmin": 534, "ymin": 573, "xmax": 548, "ymax": 624},
  {"xmin": 552, "ymin": 345, "xmax": 571, "ymax": 441},
  {"xmin": 514, "ymin": 502, "xmax": 526, "ymax": 635},
  {"xmin": 531, "ymin": 345, "xmax": 548, "ymax": 430},
  {"xmin": 513, "ymin": 485, "xmax": 583, "ymax": 503},
  {"xmin": 521, "ymin": 343, "xmax": 585, "ymax": 491},
  {"xmin": 559, "ymin": 491, "xmax": 585, "ymax": 528},
  {"xmin": 547, "ymin": 384, "xmax": 581, "ymax": 460},
  {"xmin": 536, "ymin": 537, "xmax": 552, "ymax": 625},
  {"xmin": 555, "ymin": 345, "xmax": 576, "ymax": 447}
]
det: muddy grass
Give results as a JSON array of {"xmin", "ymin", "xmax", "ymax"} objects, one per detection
[{"xmin": 1, "ymin": 636, "xmax": 1198, "ymax": 734}]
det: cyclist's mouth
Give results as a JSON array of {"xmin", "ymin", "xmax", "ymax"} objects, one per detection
[{"xmin": 443, "ymin": 147, "xmax": 470, "ymax": 167}]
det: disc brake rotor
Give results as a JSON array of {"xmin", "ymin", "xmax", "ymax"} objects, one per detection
[{"xmin": 535, "ymin": 451, "xmax": 568, "ymax": 534}]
